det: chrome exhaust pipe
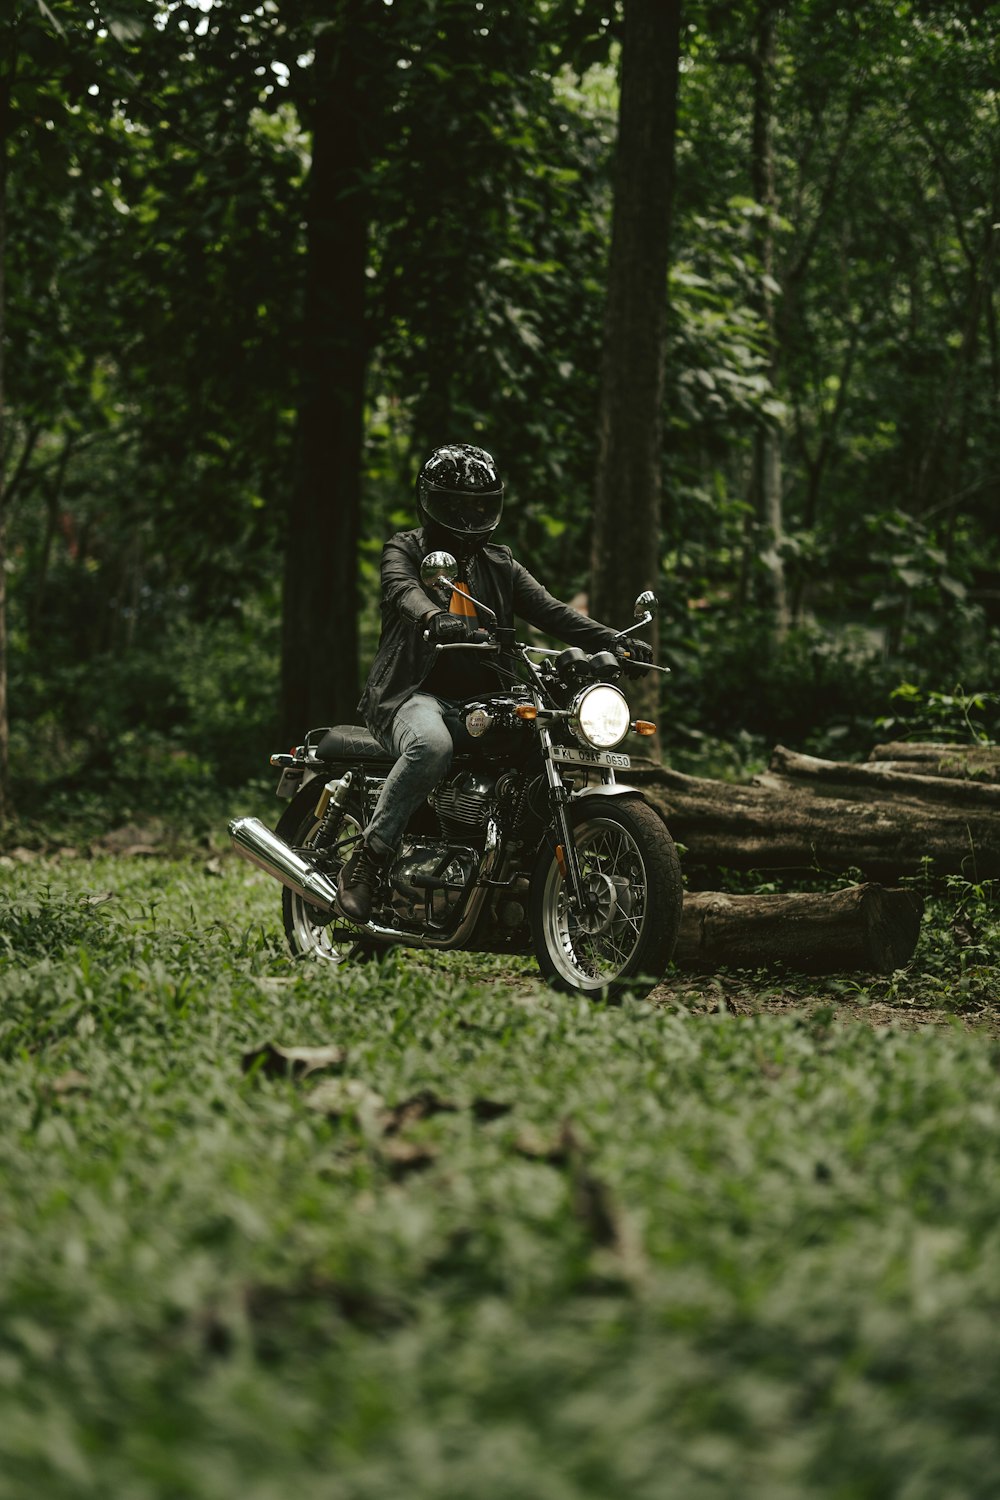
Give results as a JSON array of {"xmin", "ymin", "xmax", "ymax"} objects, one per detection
[{"xmin": 229, "ymin": 816, "xmax": 339, "ymax": 911}]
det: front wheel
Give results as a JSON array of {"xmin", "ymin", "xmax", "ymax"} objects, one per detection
[{"xmin": 529, "ymin": 796, "xmax": 682, "ymax": 1000}]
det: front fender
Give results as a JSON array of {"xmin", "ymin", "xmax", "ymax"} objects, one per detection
[{"xmin": 567, "ymin": 782, "xmax": 645, "ymax": 802}]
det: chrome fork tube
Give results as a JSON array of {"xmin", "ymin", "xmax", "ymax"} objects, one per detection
[{"xmin": 537, "ymin": 725, "xmax": 585, "ymax": 905}]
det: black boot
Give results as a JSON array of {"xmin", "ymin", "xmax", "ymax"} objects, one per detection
[{"xmin": 336, "ymin": 840, "xmax": 390, "ymax": 925}]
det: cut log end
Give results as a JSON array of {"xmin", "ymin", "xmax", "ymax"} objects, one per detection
[{"xmin": 857, "ymin": 884, "xmax": 924, "ymax": 973}]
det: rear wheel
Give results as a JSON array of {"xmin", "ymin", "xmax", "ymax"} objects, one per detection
[
  {"xmin": 274, "ymin": 778, "xmax": 388, "ymax": 965},
  {"xmin": 530, "ymin": 795, "xmax": 682, "ymax": 1000}
]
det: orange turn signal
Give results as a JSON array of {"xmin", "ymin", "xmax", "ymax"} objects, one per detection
[
  {"xmin": 633, "ymin": 720, "xmax": 657, "ymax": 737},
  {"xmin": 516, "ymin": 704, "xmax": 538, "ymax": 721}
]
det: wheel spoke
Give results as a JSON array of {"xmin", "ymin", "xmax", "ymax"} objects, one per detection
[
  {"xmin": 287, "ymin": 809, "xmax": 363, "ymax": 964},
  {"xmin": 546, "ymin": 815, "xmax": 650, "ymax": 987}
]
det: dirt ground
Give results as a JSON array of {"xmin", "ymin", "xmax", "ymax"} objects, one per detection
[{"xmin": 650, "ymin": 974, "xmax": 1000, "ymax": 1037}]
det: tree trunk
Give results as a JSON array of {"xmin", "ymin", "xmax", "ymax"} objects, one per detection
[
  {"xmin": 790, "ymin": 315, "xmax": 861, "ymax": 624},
  {"xmin": 590, "ymin": 0, "xmax": 682, "ymax": 729},
  {"xmin": 0, "ymin": 54, "xmax": 10, "ymax": 825},
  {"xmin": 628, "ymin": 747, "xmax": 1000, "ymax": 879},
  {"xmin": 27, "ymin": 431, "xmax": 74, "ymax": 645},
  {"xmin": 0, "ymin": 498, "xmax": 8, "ymax": 826},
  {"xmin": 280, "ymin": 12, "xmax": 371, "ymax": 742},
  {"xmin": 868, "ymin": 742, "xmax": 1000, "ymax": 783},
  {"xmin": 676, "ymin": 884, "xmax": 924, "ymax": 975},
  {"xmin": 747, "ymin": 0, "xmax": 788, "ymax": 636},
  {"xmin": 911, "ymin": 132, "xmax": 998, "ymax": 515}
]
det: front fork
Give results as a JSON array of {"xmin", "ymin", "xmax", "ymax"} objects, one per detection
[{"xmin": 538, "ymin": 726, "xmax": 588, "ymax": 910}]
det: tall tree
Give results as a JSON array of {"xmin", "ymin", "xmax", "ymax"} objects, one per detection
[
  {"xmin": 590, "ymin": 0, "xmax": 682, "ymax": 719},
  {"xmin": 370, "ymin": 5, "xmax": 618, "ymax": 588},
  {"xmin": 747, "ymin": 0, "xmax": 788, "ymax": 634},
  {"xmin": 279, "ymin": 4, "xmax": 375, "ymax": 739},
  {"xmin": 0, "ymin": 0, "xmax": 119, "ymax": 820},
  {"xmin": 0, "ymin": 20, "xmax": 11, "ymax": 822}
]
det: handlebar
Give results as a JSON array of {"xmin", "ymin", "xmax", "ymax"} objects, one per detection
[
  {"xmin": 423, "ymin": 640, "xmax": 500, "ymax": 651},
  {"xmin": 421, "ymin": 630, "xmax": 670, "ymax": 673},
  {"xmin": 422, "ymin": 629, "xmax": 499, "ymax": 650}
]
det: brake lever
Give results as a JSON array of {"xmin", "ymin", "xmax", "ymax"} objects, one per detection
[
  {"xmin": 421, "ymin": 630, "xmax": 499, "ymax": 651},
  {"xmin": 432, "ymin": 642, "xmax": 499, "ymax": 651},
  {"xmin": 615, "ymin": 649, "xmax": 671, "ymax": 675}
]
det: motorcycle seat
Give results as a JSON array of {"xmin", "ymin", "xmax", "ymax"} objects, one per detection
[{"xmin": 313, "ymin": 724, "xmax": 392, "ymax": 762}]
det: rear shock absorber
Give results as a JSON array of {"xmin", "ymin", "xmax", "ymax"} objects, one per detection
[{"xmin": 313, "ymin": 771, "xmax": 354, "ymax": 846}]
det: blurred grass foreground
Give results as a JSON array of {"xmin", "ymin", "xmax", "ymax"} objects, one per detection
[{"xmin": 1, "ymin": 851, "xmax": 999, "ymax": 1499}]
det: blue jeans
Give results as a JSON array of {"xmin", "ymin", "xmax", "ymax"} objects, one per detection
[{"xmin": 365, "ymin": 693, "xmax": 455, "ymax": 855}]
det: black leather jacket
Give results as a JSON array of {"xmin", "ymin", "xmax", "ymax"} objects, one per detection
[{"xmin": 358, "ymin": 528, "xmax": 620, "ymax": 743}]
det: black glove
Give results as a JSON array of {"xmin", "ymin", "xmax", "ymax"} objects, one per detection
[
  {"xmin": 614, "ymin": 638, "xmax": 653, "ymax": 679},
  {"xmin": 427, "ymin": 611, "xmax": 471, "ymax": 644}
]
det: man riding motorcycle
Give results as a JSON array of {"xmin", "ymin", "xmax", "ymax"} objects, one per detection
[{"xmin": 336, "ymin": 443, "xmax": 652, "ymax": 923}]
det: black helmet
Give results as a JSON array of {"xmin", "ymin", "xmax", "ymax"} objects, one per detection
[{"xmin": 416, "ymin": 444, "xmax": 504, "ymax": 551}]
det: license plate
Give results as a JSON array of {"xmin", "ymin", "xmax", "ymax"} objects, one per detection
[
  {"xmin": 551, "ymin": 746, "xmax": 631, "ymax": 770},
  {"xmin": 275, "ymin": 767, "xmax": 308, "ymax": 799}
]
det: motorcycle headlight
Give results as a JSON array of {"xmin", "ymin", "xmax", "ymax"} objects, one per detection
[{"xmin": 570, "ymin": 684, "xmax": 631, "ymax": 750}]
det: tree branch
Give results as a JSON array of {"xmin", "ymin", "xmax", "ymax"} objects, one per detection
[
  {"xmin": 0, "ymin": 423, "xmax": 42, "ymax": 515},
  {"xmin": 786, "ymin": 86, "xmax": 866, "ymax": 292}
]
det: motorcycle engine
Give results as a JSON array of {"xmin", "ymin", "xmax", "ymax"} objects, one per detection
[
  {"xmin": 386, "ymin": 839, "xmax": 479, "ymax": 930},
  {"xmin": 430, "ymin": 769, "xmax": 499, "ymax": 843}
]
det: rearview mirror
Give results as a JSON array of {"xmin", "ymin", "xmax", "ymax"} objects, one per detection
[
  {"xmin": 633, "ymin": 590, "xmax": 657, "ymax": 620},
  {"xmin": 420, "ymin": 551, "xmax": 458, "ymax": 599}
]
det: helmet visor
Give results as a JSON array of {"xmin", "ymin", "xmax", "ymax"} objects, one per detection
[{"xmin": 422, "ymin": 484, "xmax": 503, "ymax": 536}]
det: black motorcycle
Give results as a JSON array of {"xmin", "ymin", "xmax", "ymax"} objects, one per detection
[{"xmin": 230, "ymin": 552, "xmax": 683, "ymax": 999}]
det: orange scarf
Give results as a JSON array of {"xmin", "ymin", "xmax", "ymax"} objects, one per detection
[{"xmin": 450, "ymin": 580, "xmax": 477, "ymax": 623}]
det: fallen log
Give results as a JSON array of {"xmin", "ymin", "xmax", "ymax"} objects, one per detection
[
  {"xmin": 868, "ymin": 741, "xmax": 1000, "ymax": 783},
  {"xmin": 676, "ymin": 884, "xmax": 924, "ymax": 975},
  {"xmin": 766, "ymin": 744, "xmax": 1000, "ymax": 811},
  {"xmin": 628, "ymin": 748, "xmax": 1000, "ymax": 878}
]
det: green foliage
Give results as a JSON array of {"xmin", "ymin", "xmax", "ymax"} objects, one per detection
[
  {"xmin": 671, "ymin": 0, "xmax": 999, "ymax": 676},
  {"xmin": 8, "ymin": 598, "xmax": 281, "ymax": 830},
  {"xmin": 0, "ymin": 854, "xmax": 999, "ymax": 1495},
  {"xmin": 875, "ymin": 682, "xmax": 1000, "ymax": 746},
  {"xmin": 368, "ymin": 3, "xmax": 619, "ymax": 589},
  {"xmin": 660, "ymin": 608, "xmax": 893, "ymax": 758},
  {"xmin": 911, "ymin": 876, "xmax": 1000, "ymax": 1011},
  {"xmin": 3, "ymin": 0, "xmax": 999, "ymax": 802}
]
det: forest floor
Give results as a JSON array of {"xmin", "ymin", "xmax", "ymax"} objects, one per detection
[
  {"xmin": 4, "ymin": 810, "xmax": 997, "ymax": 1039},
  {"xmin": 656, "ymin": 975, "xmax": 1000, "ymax": 1036},
  {"xmin": 1, "ymin": 839, "xmax": 998, "ymax": 1497}
]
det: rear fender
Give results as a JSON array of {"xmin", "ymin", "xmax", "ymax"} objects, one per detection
[{"xmin": 273, "ymin": 763, "xmax": 324, "ymax": 800}]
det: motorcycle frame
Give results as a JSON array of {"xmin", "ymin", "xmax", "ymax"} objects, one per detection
[
  {"xmin": 313, "ymin": 636, "xmax": 643, "ymax": 944},
  {"xmin": 331, "ymin": 767, "xmax": 642, "ymax": 954}
]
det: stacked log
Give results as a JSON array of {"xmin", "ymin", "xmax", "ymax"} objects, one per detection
[
  {"xmin": 867, "ymin": 742, "xmax": 1000, "ymax": 783},
  {"xmin": 628, "ymin": 744, "xmax": 1000, "ymax": 879}
]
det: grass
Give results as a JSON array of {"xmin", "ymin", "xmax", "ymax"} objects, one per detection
[{"xmin": 0, "ymin": 850, "xmax": 998, "ymax": 1498}]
